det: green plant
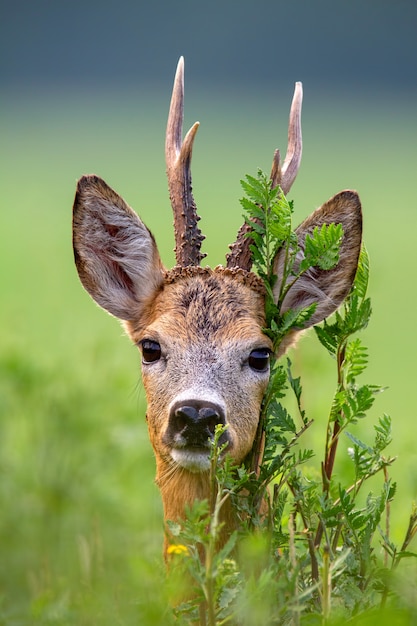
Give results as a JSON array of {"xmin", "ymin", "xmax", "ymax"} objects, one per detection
[{"xmin": 166, "ymin": 171, "xmax": 417, "ymax": 625}]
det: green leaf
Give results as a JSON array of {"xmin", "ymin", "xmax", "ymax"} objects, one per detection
[
  {"xmin": 278, "ymin": 303, "xmax": 317, "ymax": 337},
  {"xmin": 314, "ymin": 321, "xmax": 339, "ymax": 355},
  {"xmin": 300, "ymin": 223, "xmax": 343, "ymax": 273},
  {"xmin": 344, "ymin": 293, "xmax": 372, "ymax": 335},
  {"xmin": 373, "ymin": 414, "xmax": 392, "ymax": 452},
  {"xmin": 353, "ymin": 245, "xmax": 370, "ymax": 299},
  {"xmin": 286, "ymin": 358, "xmax": 308, "ymax": 424},
  {"xmin": 395, "ymin": 550, "xmax": 417, "ymax": 560},
  {"xmin": 344, "ymin": 338, "xmax": 368, "ymax": 383}
]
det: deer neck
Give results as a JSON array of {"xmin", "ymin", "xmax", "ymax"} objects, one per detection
[{"xmin": 155, "ymin": 458, "xmax": 238, "ymax": 553}]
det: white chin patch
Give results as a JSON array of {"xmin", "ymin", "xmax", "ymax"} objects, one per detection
[{"xmin": 171, "ymin": 448, "xmax": 211, "ymax": 473}]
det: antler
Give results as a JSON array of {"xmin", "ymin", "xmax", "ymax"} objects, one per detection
[
  {"xmin": 166, "ymin": 57, "xmax": 206, "ymax": 267},
  {"xmin": 226, "ymin": 82, "xmax": 303, "ymax": 271}
]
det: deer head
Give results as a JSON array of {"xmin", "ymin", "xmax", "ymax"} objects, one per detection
[{"xmin": 72, "ymin": 57, "xmax": 362, "ymax": 552}]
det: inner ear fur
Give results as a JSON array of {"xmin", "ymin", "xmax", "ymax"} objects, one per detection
[
  {"xmin": 273, "ymin": 189, "xmax": 362, "ymax": 332},
  {"xmin": 73, "ymin": 175, "xmax": 165, "ymax": 321}
]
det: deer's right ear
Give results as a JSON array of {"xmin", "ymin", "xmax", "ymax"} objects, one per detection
[{"xmin": 72, "ymin": 175, "xmax": 165, "ymax": 320}]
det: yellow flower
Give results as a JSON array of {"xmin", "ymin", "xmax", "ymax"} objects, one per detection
[{"xmin": 167, "ymin": 543, "xmax": 189, "ymax": 556}]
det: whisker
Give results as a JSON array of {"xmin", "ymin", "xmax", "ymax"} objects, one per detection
[{"xmin": 158, "ymin": 460, "xmax": 183, "ymax": 495}]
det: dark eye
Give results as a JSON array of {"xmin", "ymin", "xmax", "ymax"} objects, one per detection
[
  {"xmin": 248, "ymin": 348, "xmax": 271, "ymax": 372},
  {"xmin": 140, "ymin": 340, "xmax": 161, "ymax": 363}
]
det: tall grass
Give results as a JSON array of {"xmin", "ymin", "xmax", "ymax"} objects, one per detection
[{"xmin": 0, "ymin": 86, "xmax": 416, "ymax": 623}]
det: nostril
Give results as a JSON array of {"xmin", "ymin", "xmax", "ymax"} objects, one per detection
[
  {"xmin": 173, "ymin": 406, "xmax": 199, "ymax": 434},
  {"xmin": 167, "ymin": 400, "xmax": 227, "ymax": 445},
  {"xmin": 199, "ymin": 406, "xmax": 225, "ymax": 437}
]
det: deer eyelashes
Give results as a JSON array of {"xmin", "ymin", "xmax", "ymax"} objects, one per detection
[
  {"xmin": 248, "ymin": 348, "xmax": 271, "ymax": 372},
  {"xmin": 140, "ymin": 340, "xmax": 162, "ymax": 363}
]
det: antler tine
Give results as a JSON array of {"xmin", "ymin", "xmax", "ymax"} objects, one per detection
[
  {"xmin": 271, "ymin": 81, "xmax": 303, "ymax": 194},
  {"xmin": 226, "ymin": 82, "xmax": 303, "ymax": 270},
  {"xmin": 165, "ymin": 56, "xmax": 206, "ymax": 267}
]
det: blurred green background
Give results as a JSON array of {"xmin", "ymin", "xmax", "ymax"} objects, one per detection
[{"xmin": 1, "ymin": 1, "xmax": 416, "ymax": 623}]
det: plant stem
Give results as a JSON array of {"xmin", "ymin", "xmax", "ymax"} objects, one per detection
[
  {"xmin": 323, "ymin": 344, "xmax": 346, "ymax": 491},
  {"xmin": 204, "ymin": 431, "xmax": 233, "ymax": 626},
  {"xmin": 315, "ymin": 343, "xmax": 346, "ymax": 550},
  {"xmin": 395, "ymin": 505, "xmax": 417, "ymax": 568},
  {"xmin": 288, "ymin": 481, "xmax": 319, "ymax": 582},
  {"xmin": 288, "ymin": 512, "xmax": 300, "ymax": 626},
  {"xmin": 321, "ymin": 544, "xmax": 331, "ymax": 623},
  {"xmin": 383, "ymin": 465, "xmax": 390, "ymax": 568},
  {"xmin": 199, "ymin": 603, "xmax": 208, "ymax": 626},
  {"xmin": 249, "ymin": 408, "xmax": 266, "ymax": 478},
  {"xmin": 205, "ymin": 442, "xmax": 222, "ymax": 626}
]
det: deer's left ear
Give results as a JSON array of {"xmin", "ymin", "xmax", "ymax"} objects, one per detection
[{"xmin": 273, "ymin": 190, "xmax": 362, "ymax": 329}]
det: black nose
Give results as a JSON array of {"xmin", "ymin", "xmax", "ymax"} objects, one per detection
[{"xmin": 165, "ymin": 399, "xmax": 227, "ymax": 447}]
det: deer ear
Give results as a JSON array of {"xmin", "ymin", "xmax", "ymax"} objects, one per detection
[
  {"xmin": 273, "ymin": 190, "xmax": 362, "ymax": 329},
  {"xmin": 73, "ymin": 175, "xmax": 165, "ymax": 320}
]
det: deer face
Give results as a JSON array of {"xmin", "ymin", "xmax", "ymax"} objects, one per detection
[
  {"xmin": 72, "ymin": 58, "xmax": 362, "ymax": 539},
  {"xmin": 126, "ymin": 270, "xmax": 270, "ymax": 473}
]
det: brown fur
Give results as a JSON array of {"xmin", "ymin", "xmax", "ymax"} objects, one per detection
[
  {"xmin": 124, "ymin": 270, "xmax": 270, "ymax": 552},
  {"xmin": 73, "ymin": 176, "xmax": 361, "ymax": 554},
  {"xmin": 72, "ymin": 75, "xmax": 362, "ymax": 556}
]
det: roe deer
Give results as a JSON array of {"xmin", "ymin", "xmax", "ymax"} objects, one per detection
[{"xmin": 72, "ymin": 57, "xmax": 362, "ymax": 554}]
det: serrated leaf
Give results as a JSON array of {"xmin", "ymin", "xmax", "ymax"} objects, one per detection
[
  {"xmin": 314, "ymin": 322, "xmax": 339, "ymax": 355},
  {"xmin": 344, "ymin": 338, "xmax": 368, "ymax": 383},
  {"xmin": 344, "ymin": 294, "xmax": 372, "ymax": 335},
  {"xmin": 345, "ymin": 431, "xmax": 373, "ymax": 453},
  {"xmin": 395, "ymin": 550, "xmax": 417, "ymax": 560},
  {"xmin": 278, "ymin": 303, "xmax": 317, "ymax": 336},
  {"xmin": 286, "ymin": 358, "xmax": 308, "ymax": 424},
  {"xmin": 240, "ymin": 175, "xmax": 267, "ymax": 204},
  {"xmin": 353, "ymin": 245, "xmax": 370, "ymax": 299},
  {"xmin": 300, "ymin": 223, "xmax": 343, "ymax": 273}
]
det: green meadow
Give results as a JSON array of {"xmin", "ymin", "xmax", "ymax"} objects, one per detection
[{"xmin": 1, "ymin": 86, "xmax": 416, "ymax": 623}]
